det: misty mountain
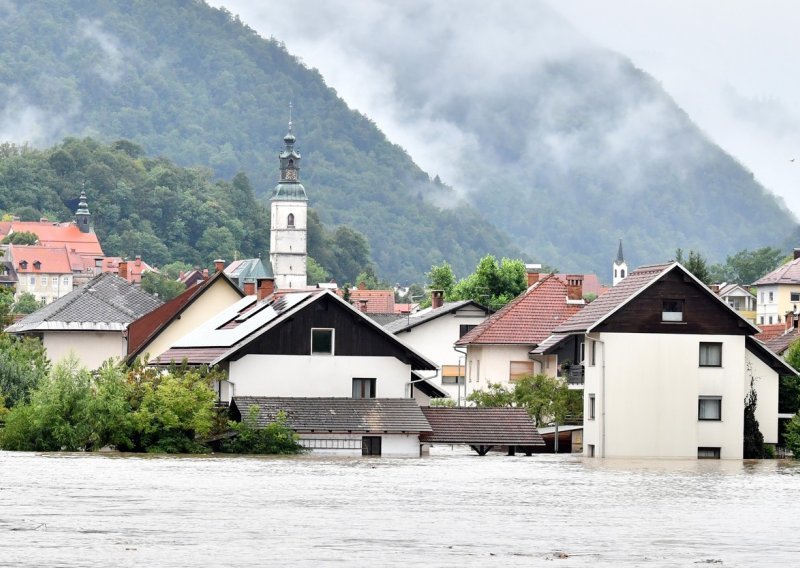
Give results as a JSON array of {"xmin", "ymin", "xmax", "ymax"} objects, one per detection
[
  {"xmin": 0, "ymin": 0, "xmax": 796, "ymax": 282},
  {"xmin": 0, "ymin": 0, "xmax": 518, "ymax": 281}
]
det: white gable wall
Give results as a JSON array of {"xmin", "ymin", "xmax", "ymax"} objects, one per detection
[
  {"xmin": 228, "ymin": 354, "xmax": 411, "ymax": 401},
  {"xmin": 585, "ymin": 332, "xmax": 762, "ymax": 459},
  {"xmin": 746, "ymin": 350, "xmax": 779, "ymax": 445},
  {"xmin": 43, "ymin": 330, "xmax": 126, "ymax": 370}
]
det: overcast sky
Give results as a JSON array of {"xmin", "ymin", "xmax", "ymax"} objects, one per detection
[{"xmin": 211, "ymin": 0, "xmax": 800, "ymax": 217}]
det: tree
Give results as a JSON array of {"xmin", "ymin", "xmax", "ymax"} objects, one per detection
[
  {"xmin": 2, "ymin": 231, "xmax": 38, "ymax": 245},
  {"xmin": 427, "ymin": 261, "xmax": 456, "ymax": 298},
  {"xmin": 0, "ymin": 287, "xmax": 14, "ymax": 326},
  {"xmin": 712, "ymin": 247, "xmax": 786, "ymax": 285},
  {"xmin": 451, "ymin": 255, "xmax": 527, "ymax": 309},
  {"xmin": 675, "ymin": 248, "xmax": 712, "ymax": 284},
  {"xmin": 743, "ymin": 374, "xmax": 765, "ymax": 459},
  {"xmin": 468, "ymin": 373, "xmax": 580, "ymax": 427},
  {"xmin": 785, "ymin": 414, "xmax": 800, "ymax": 459},
  {"xmin": 141, "ymin": 271, "xmax": 185, "ymax": 302},
  {"xmin": 307, "ymin": 256, "xmax": 329, "ymax": 285},
  {"xmin": 0, "ymin": 333, "xmax": 50, "ymax": 408},
  {"xmin": 222, "ymin": 406, "xmax": 304, "ymax": 455},
  {"xmin": 12, "ymin": 292, "xmax": 44, "ymax": 315}
]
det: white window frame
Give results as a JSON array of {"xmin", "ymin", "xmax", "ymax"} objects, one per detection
[{"xmin": 41, "ymin": 276, "xmax": 48, "ymax": 286}]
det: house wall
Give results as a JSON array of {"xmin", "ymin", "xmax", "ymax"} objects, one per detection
[
  {"xmin": 228, "ymin": 354, "xmax": 412, "ymax": 401},
  {"xmin": 137, "ymin": 281, "xmax": 243, "ymax": 360},
  {"xmin": 297, "ymin": 433, "xmax": 421, "ymax": 457},
  {"xmin": 746, "ymin": 350, "xmax": 779, "ymax": 445},
  {"xmin": 43, "ymin": 330, "xmax": 126, "ymax": 369},
  {"xmin": 465, "ymin": 344, "xmax": 554, "ymax": 396},
  {"xmin": 584, "ymin": 332, "xmax": 751, "ymax": 459},
  {"xmin": 393, "ymin": 306, "xmax": 489, "ymax": 402},
  {"xmin": 756, "ymin": 284, "xmax": 799, "ymax": 325},
  {"xmin": 15, "ymin": 273, "xmax": 72, "ymax": 304}
]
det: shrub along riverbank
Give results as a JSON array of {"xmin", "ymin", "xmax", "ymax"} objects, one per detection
[{"xmin": 0, "ymin": 357, "xmax": 303, "ymax": 455}]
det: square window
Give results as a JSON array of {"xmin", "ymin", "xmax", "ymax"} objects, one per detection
[
  {"xmin": 311, "ymin": 328, "xmax": 334, "ymax": 355},
  {"xmin": 697, "ymin": 447, "xmax": 721, "ymax": 459},
  {"xmin": 588, "ymin": 394, "xmax": 596, "ymax": 420},
  {"xmin": 698, "ymin": 397, "xmax": 722, "ymax": 421},
  {"xmin": 459, "ymin": 324, "xmax": 477, "ymax": 338},
  {"xmin": 352, "ymin": 378, "xmax": 376, "ymax": 399},
  {"xmin": 792, "ymin": 292, "xmax": 800, "ymax": 302},
  {"xmin": 441, "ymin": 365, "xmax": 465, "ymax": 385},
  {"xmin": 509, "ymin": 360, "xmax": 534, "ymax": 382},
  {"xmin": 699, "ymin": 342, "xmax": 722, "ymax": 367},
  {"xmin": 662, "ymin": 299, "xmax": 684, "ymax": 322}
]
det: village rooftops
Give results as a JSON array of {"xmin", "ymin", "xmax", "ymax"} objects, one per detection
[
  {"xmin": 154, "ymin": 289, "xmax": 437, "ymax": 370},
  {"xmin": 231, "ymin": 397, "xmax": 432, "ymax": 434},
  {"xmin": 384, "ymin": 300, "xmax": 489, "ymax": 334},
  {"xmin": 0, "ymin": 220, "xmax": 103, "ymax": 257},
  {"xmin": 456, "ymin": 274, "xmax": 584, "ymax": 347},
  {"xmin": 6, "ymin": 272, "xmax": 162, "ymax": 333}
]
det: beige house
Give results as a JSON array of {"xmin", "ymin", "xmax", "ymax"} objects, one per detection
[
  {"xmin": 753, "ymin": 249, "xmax": 800, "ymax": 325},
  {"xmin": 9, "ymin": 244, "xmax": 74, "ymax": 304},
  {"xmin": 126, "ymin": 270, "xmax": 245, "ymax": 362}
]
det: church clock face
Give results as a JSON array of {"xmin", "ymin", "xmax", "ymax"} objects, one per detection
[{"xmin": 285, "ymin": 169, "xmax": 297, "ymax": 181}]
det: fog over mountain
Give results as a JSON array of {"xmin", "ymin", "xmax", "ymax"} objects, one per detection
[{"xmin": 214, "ymin": 0, "xmax": 798, "ymax": 273}]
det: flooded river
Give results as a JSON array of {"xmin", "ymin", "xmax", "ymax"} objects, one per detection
[{"xmin": 1, "ymin": 450, "xmax": 798, "ymax": 567}]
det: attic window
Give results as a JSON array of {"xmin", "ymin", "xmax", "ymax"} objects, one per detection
[
  {"xmin": 662, "ymin": 299, "xmax": 684, "ymax": 322},
  {"xmin": 33, "ymin": 261, "xmax": 41, "ymax": 270},
  {"xmin": 19, "ymin": 260, "xmax": 28, "ymax": 269},
  {"xmin": 311, "ymin": 328, "xmax": 334, "ymax": 355}
]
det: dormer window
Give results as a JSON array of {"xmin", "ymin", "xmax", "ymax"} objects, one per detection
[
  {"xmin": 287, "ymin": 213, "xmax": 295, "ymax": 228},
  {"xmin": 662, "ymin": 299, "xmax": 684, "ymax": 322},
  {"xmin": 33, "ymin": 260, "xmax": 41, "ymax": 270},
  {"xmin": 19, "ymin": 260, "xmax": 28, "ymax": 269}
]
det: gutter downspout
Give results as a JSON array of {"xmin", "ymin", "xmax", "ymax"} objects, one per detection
[
  {"xmin": 453, "ymin": 345, "xmax": 468, "ymax": 407},
  {"xmin": 406, "ymin": 369, "xmax": 440, "ymax": 399},
  {"xmin": 588, "ymin": 332, "xmax": 605, "ymax": 458}
]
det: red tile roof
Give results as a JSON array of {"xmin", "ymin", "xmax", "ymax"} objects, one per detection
[
  {"xmin": 763, "ymin": 329, "xmax": 800, "ymax": 356},
  {"xmin": 3, "ymin": 221, "xmax": 103, "ymax": 256},
  {"xmin": 554, "ymin": 273, "xmax": 605, "ymax": 297},
  {"xmin": 348, "ymin": 289, "xmax": 395, "ymax": 313},
  {"xmin": 456, "ymin": 274, "xmax": 584, "ymax": 346},
  {"xmin": 755, "ymin": 323, "xmax": 787, "ymax": 343},
  {"xmin": 100, "ymin": 256, "xmax": 156, "ymax": 284},
  {"xmin": 11, "ymin": 245, "xmax": 72, "ymax": 274}
]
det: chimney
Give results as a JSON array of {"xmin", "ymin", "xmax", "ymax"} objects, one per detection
[
  {"xmin": 526, "ymin": 263, "xmax": 542, "ymax": 287},
  {"xmin": 794, "ymin": 248, "xmax": 800, "ymax": 260},
  {"xmin": 566, "ymin": 274, "xmax": 584, "ymax": 301},
  {"xmin": 358, "ymin": 281, "xmax": 367, "ymax": 290},
  {"xmin": 214, "ymin": 259, "xmax": 225, "ymax": 274},
  {"xmin": 135, "ymin": 255, "xmax": 142, "ymax": 266},
  {"xmin": 119, "ymin": 259, "xmax": 128, "ymax": 281},
  {"xmin": 357, "ymin": 299, "xmax": 369, "ymax": 312},
  {"xmin": 243, "ymin": 280, "xmax": 256, "ymax": 296},
  {"xmin": 202, "ymin": 268, "xmax": 209, "ymax": 280},
  {"xmin": 710, "ymin": 284, "xmax": 720, "ymax": 294},
  {"xmin": 431, "ymin": 289, "xmax": 444, "ymax": 309},
  {"xmin": 258, "ymin": 278, "xmax": 275, "ymax": 301}
]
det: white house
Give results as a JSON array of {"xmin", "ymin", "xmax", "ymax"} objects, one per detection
[
  {"xmin": 552, "ymin": 261, "xmax": 796, "ymax": 459},
  {"xmin": 154, "ymin": 289, "xmax": 442, "ymax": 457},
  {"xmin": 383, "ymin": 295, "xmax": 491, "ymax": 404}
]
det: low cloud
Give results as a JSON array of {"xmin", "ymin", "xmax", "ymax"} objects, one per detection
[{"xmin": 79, "ymin": 19, "xmax": 124, "ymax": 83}]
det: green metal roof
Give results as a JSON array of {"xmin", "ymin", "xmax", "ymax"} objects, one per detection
[{"xmin": 270, "ymin": 182, "xmax": 308, "ymax": 201}]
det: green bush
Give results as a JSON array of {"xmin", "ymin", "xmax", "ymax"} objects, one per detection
[
  {"xmin": 785, "ymin": 414, "xmax": 800, "ymax": 459},
  {"xmin": 222, "ymin": 406, "xmax": 304, "ymax": 455}
]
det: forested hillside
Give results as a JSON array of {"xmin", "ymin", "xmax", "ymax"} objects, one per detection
[
  {"xmin": 0, "ymin": 138, "xmax": 377, "ymax": 285},
  {"xmin": 0, "ymin": 0, "xmax": 796, "ymax": 282},
  {"xmin": 0, "ymin": 0, "xmax": 518, "ymax": 281}
]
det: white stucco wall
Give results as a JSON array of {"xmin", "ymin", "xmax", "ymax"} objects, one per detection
[
  {"xmin": 584, "ymin": 333, "xmax": 759, "ymax": 459},
  {"xmin": 270, "ymin": 200, "xmax": 307, "ymax": 290},
  {"xmin": 745, "ymin": 351, "xmax": 779, "ymax": 445},
  {"xmin": 43, "ymin": 331, "xmax": 127, "ymax": 370},
  {"xmin": 392, "ymin": 306, "xmax": 489, "ymax": 403},
  {"xmin": 228, "ymin": 354, "xmax": 412, "ymax": 401},
  {"xmin": 298, "ymin": 433, "xmax": 421, "ymax": 457}
]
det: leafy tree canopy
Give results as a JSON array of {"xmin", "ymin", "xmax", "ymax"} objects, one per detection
[
  {"xmin": 709, "ymin": 247, "xmax": 786, "ymax": 285},
  {"xmin": 675, "ymin": 248, "xmax": 712, "ymax": 284},
  {"xmin": 2, "ymin": 231, "xmax": 38, "ymax": 245},
  {"xmin": 12, "ymin": 292, "xmax": 44, "ymax": 315},
  {"xmin": 141, "ymin": 271, "xmax": 186, "ymax": 302}
]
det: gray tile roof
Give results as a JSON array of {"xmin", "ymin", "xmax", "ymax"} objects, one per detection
[
  {"xmin": 383, "ymin": 300, "xmax": 487, "ymax": 333},
  {"xmin": 6, "ymin": 272, "xmax": 162, "ymax": 333},
  {"xmin": 231, "ymin": 397, "xmax": 432, "ymax": 433},
  {"xmin": 420, "ymin": 407, "xmax": 545, "ymax": 446},
  {"xmin": 753, "ymin": 256, "xmax": 800, "ymax": 286},
  {"xmin": 367, "ymin": 312, "xmax": 407, "ymax": 326}
]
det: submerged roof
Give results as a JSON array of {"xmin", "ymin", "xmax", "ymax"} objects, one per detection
[
  {"xmin": 6, "ymin": 272, "xmax": 162, "ymax": 333},
  {"xmin": 456, "ymin": 275, "xmax": 584, "ymax": 346},
  {"xmin": 231, "ymin": 397, "xmax": 432, "ymax": 433},
  {"xmin": 419, "ymin": 407, "xmax": 545, "ymax": 446}
]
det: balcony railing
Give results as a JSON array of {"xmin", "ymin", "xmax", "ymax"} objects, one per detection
[{"xmin": 565, "ymin": 364, "xmax": 584, "ymax": 386}]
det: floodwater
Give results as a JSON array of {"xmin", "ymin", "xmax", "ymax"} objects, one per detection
[{"xmin": 0, "ymin": 450, "xmax": 798, "ymax": 567}]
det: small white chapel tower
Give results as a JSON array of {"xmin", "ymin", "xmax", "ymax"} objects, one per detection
[
  {"xmin": 612, "ymin": 238, "xmax": 627, "ymax": 286},
  {"xmin": 270, "ymin": 110, "xmax": 307, "ymax": 289}
]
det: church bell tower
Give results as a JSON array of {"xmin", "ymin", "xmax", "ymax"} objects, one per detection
[
  {"xmin": 612, "ymin": 238, "xmax": 628, "ymax": 286},
  {"xmin": 269, "ymin": 110, "xmax": 308, "ymax": 290}
]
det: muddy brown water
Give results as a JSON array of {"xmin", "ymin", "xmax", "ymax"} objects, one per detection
[{"xmin": 1, "ymin": 450, "xmax": 798, "ymax": 567}]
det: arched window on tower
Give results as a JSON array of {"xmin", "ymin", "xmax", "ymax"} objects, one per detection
[
  {"xmin": 621, "ymin": 269, "xmax": 625, "ymax": 278},
  {"xmin": 287, "ymin": 213, "xmax": 295, "ymax": 228}
]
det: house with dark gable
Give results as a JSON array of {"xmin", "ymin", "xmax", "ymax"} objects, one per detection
[{"xmin": 551, "ymin": 261, "xmax": 796, "ymax": 459}]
